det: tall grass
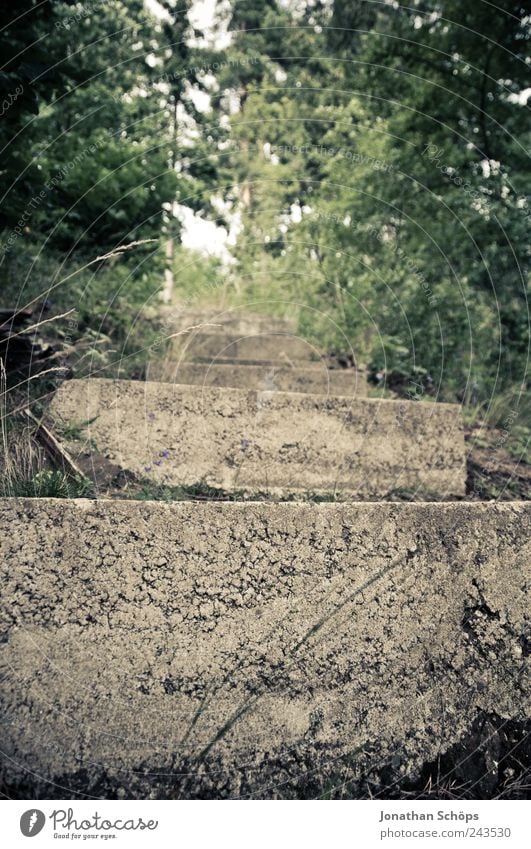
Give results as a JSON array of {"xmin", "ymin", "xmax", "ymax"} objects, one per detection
[{"xmin": 0, "ymin": 240, "xmax": 160, "ymax": 497}]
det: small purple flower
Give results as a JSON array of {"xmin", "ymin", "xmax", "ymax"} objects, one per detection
[
  {"xmin": 154, "ymin": 459, "xmax": 162, "ymax": 466},
  {"xmin": 147, "ymin": 412, "xmax": 156, "ymax": 420},
  {"xmin": 160, "ymin": 449, "xmax": 170, "ymax": 458},
  {"xmin": 241, "ymin": 438, "xmax": 250, "ymax": 452},
  {"xmin": 144, "ymin": 466, "xmax": 152, "ymax": 473}
]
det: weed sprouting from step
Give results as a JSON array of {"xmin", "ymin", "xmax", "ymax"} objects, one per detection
[
  {"xmin": 0, "ymin": 469, "xmax": 92, "ymax": 499},
  {"xmin": 60, "ymin": 416, "xmax": 99, "ymax": 442},
  {"xmin": 126, "ymin": 481, "xmax": 253, "ymax": 502},
  {"xmin": 385, "ymin": 487, "xmax": 454, "ymax": 502}
]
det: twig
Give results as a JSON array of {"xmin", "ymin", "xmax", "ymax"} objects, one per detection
[{"xmin": 24, "ymin": 408, "xmax": 86, "ymax": 479}]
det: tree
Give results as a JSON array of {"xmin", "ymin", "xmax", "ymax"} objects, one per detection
[
  {"xmin": 29, "ymin": 1, "xmax": 178, "ymax": 252},
  {"xmin": 0, "ymin": 0, "xmax": 76, "ymax": 230},
  {"xmin": 222, "ymin": 0, "xmax": 530, "ymax": 398}
]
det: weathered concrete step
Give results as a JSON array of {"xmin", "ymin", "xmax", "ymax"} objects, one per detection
[
  {"xmin": 1, "ymin": 499, "xmax": 528, "ymax": 799},
  {"xmin": 50, "ymin": 379, "xmax": 465, "ymax": 497},
  {"xmin": 165, "ymin": 308, "xmax": 296, "ymax": 336},
  {"xmin": 177, "ymin": 331, "xmax": 320, "ymax": 364},
  {"xmin": 150, "ymin": 361, "xmax": 368, "ymax": 397},
  {"xmin": 188, "ymin": 355, "xmax": 323, "ymax": 368}
]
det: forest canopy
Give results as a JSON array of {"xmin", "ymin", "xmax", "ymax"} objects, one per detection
[{"xmin": 0, "ymin": 0, "xmax": 529, "ymax": 407}]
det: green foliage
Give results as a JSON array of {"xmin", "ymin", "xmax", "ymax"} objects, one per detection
[
  {"xmin": 59, "ymin": 417, "xmax": 98, "ymax": 442},
  {"xmin": 1, "ymin": 237, "xmax": 169, "ymax": 382},
  {"xmin": 1, "ymin": 0, "xmax": 528, "ymax": 420},
  {"xmin": 0, "ymin": 0, "xmax": 226, "ymax": 389},
  {"xmin": 0, "ymin": 0, "xmax": 77, "ymax": 228},
  {"xmin": 171, "ymin": 246, "xmax": 224, "ymax": 305},
  {"xmin": 212, "ymin": 0, "xmax": 529, "ymax": 405},
  {"xmin": 0, "ymin": 469, "xmax": 92, "ymax": 498},
  {"xmin": 25, "ymin": 1, "xmax": 179, "ymax": 251}
]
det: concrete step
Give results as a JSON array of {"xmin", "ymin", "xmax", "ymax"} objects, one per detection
[
  {"xmin": 164, "ymin": 307, "xmax": 296, "ymax": 336},
  {"xmin": 1, "ymin": 498, "xmax": 528, "ymax": 799},
  {"xmin": 176, "ymin": 331, "xmax": 320, "ymax": 364},
  {"xmin": 49, "ymin": 379, "xmax": 465, "ymax": 498},
  {"xmin": 149, "ymin": 361, "xmax": 368, "ymax": 397}
]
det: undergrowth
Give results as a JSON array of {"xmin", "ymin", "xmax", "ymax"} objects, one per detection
[{"xmin": 0, "ymin": 469, "xmax": 92, "ymax": 498}]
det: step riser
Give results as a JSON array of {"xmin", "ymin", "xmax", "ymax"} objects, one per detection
[
  {"xmin": 149, "ymin": 362, "xmax": 368, "ymax": 397},
  {"xmin": 50, "ymin": 379, "xmax": 466, "ymax": 497},
  {"xmin": 177, "ymin": 332, "xmax": 320, "ymax": 363},
  {"xmin": 1, "ymin": 499, "xmax": 528, "ymax": 799},
  {"xmin": 166, "ymin": 310, "xmax": 296, "ymax": 336},
  {"xmin": 187, "ymin": 356, "xmax": 324, "ymax": 368}
]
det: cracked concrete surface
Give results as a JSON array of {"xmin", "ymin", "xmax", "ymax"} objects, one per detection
[
  {"xmin": 0, "ymin": 499, "xmax": 528, "ymax": 799},
  {"xmin": 49, "ymin": 379, "xmax": 466, "ymax": 497}
]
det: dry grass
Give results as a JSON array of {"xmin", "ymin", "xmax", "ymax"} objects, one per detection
[{"xmin": 0, "ymin": 362, "xmax": 45, "ymax": 494}]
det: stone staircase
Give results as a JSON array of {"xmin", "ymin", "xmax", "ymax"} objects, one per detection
[
  {"xmin": 49, "ymin": 308, "xmax": 464, "ymax": 498},
  {"xmin": 0, "ymin": 308, "xmax": 529, "ymax": 800},
  {"xmin": 152, "ymin": 307, "xmax": 368, "ymax": 396}
]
